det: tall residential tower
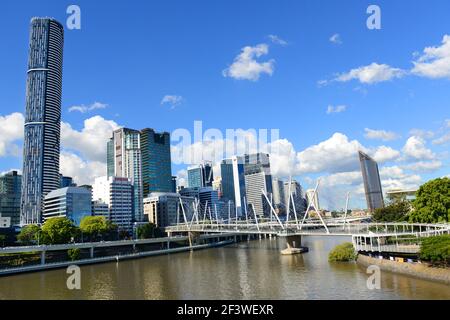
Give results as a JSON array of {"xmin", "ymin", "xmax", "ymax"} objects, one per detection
[{"xmin": 21, "ymin": 18, "xmax": 64, "ymax": 225}]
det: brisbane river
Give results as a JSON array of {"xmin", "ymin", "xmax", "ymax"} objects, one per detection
[{"xmin": 0, "ymin": 236, "xmax": 449, "ymax": 300}]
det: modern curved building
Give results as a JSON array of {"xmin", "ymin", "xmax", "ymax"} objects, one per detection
[{"xmin": 21, "ymin": 18, "xmax": 64, "ymax": 225}]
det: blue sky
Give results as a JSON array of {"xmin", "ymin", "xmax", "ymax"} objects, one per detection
[{"xmin": 0, "ymin": 0, "xmax": 449, "ymax": 210}]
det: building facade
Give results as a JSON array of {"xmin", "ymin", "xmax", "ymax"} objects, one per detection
[
  {"xmin": 359, "ymin": 151, "xmax": 384, "ymax": 211},
  {"xmin": 220, "ymin": 156, "xmax": 246, "ymax": 217},
  {"xmin": 21, "ymin": 18, "xmax": 64, "ymax": 225},
  {"xmin": 43, "ymin": 187, "xmax": 92, "ymax": 226},
  {"xmin": 285, "ymin": 180, "xmax": 306, "ymax": 214},
  {"xmin": 93, "ymin": 176, "xmax": 133, "ymax": 232},
  {"xmin": 140, "ymin": 128, "xmax": 172, "ymax": 197},
  {"xmin": 92, "ymin": 200, "xmax": 109, "ymax": 218},
  {"xmin": 0, "ymin": 171, "xmax": 22, "ymax": 226},
  {"xmin": 187, "ymin": 162, "xmax": 214, "ymax": 188},
  {"xmin": 110, "ymin": 128, "xmax": 143, "ymax": 222},
  {"xmin": 143, "ymin": 193, "xmax": 195, "ymax": 228}
]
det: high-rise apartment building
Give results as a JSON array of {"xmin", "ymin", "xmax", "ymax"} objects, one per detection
[
  {"xmin": 272, "ymin": 178, "xmax": 285, "ymax": 208},
  {"xmin": 0, "ymin": 171, "xmax": 22, "ymax": 226},
  {"xmin": 21, "ymin": 18, "xmax": 64, "ymax": 225},
  {"xmin": 140, "ymin": 128, "xmax": 172, "ymax": 197},
  {"xmin": 359, "ymin": 151, "xmax": 384, "ymax": 211},
  {"xmin": 109, "ymin": 128, "xmax": 143, "ymax": 222}
]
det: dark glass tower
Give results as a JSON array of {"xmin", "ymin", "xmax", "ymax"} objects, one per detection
[
  {"xmin": 359, "ymin": 151, "xmax": 384, "ymax": 212},
  {"xmin": 21, "ymin": 18, "xmax": 64, "ymax": 225},
  {"xmin": 140, "ymin": 128, "xmax": 172, "ymax": 198},
  {"xmin": 0, "ymin": 171, "xmax": 22, "ymax": 226}
]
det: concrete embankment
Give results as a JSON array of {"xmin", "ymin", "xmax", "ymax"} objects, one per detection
[
  {"xmin": 357, "ymin": 254, "xmax": 450, "ymax": 285},
  {"xmin": 0, "ymin": 240, "xmax": 234, "ymax": 277}
]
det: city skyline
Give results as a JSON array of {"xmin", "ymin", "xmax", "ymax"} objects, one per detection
[{"xmin": 0, "ymin": 1, "xmax": 449, "ymax": 211}]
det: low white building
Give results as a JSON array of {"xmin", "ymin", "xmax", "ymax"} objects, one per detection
[{"xmin": 0, "ymin": 213, "xmax": 11, "ymax": 228}]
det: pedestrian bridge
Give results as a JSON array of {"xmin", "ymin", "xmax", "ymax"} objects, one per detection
[{"xmin": 166, "ymin": 218, "xmax": 450, "ymax": 254}]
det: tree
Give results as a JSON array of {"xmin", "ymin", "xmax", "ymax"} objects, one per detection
[
  {"xmin": 328, "ymin": 242, "xmax": 357, "ymax": 262},
  {"xmin": 373, "ymin": 201, "xmax": 410, "ymax": 222},
  {"xmin": 79, "ymin": 216, "xmax": 115, "ymax": 241},
  {"xmin": 419, "ymin": 235, "xmax": 450, "ymax": 267},
  {"xmin": 17, "ymin": 224, "xmax": 41, "ymax": 245},
  {"xmin": 68, "ymin": 248, "xmax": 81, "ymax": 261},
  {"xmin": 41, "ymin": 217, "xmax": 77, "ymax": 245},
  {"xmin": 0, "ymin": 234, "xmax": 6, "ymax": 247},
  {"xmin": 409, "ymin": 178, "xmax": 450, "ymax": 223},
  {"xmin": 137, "ymin": 223, "xmax": 164, "ymax": 239}
]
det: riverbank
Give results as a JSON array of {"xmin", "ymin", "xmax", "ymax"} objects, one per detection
[
  {"xmin": 357, "ymin": 254, "xmax": 450, "ymax": 285},
  {"xmin": 0, "ymin": 239, "xmax": 234, "ymax": 277}
]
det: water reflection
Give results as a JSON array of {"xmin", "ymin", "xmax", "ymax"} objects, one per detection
[{"xmin": 0, "ymin": 236, "xmax": 449, "ymax": 300}]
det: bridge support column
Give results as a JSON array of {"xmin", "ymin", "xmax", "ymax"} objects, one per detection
[
  {"xmin": 280, "ymin": 235, "xmax": 305, "ymax": 255},
  {"xmin": 188, "ymin": 232, "xmax": 200, "ymax": 249},
  {"xmin": 41, "ymin": 250, "xmax": 46, "ymax": 265},
  {"xmin": 90, "ymin": 247, "xmax": 94, "ymax": 258}
]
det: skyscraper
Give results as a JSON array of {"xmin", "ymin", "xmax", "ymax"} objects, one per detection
[
  {"xmin": 110, "ymin": 128, "xmax": 143, "ymax": 222},
  {"xmin": 243, "ymin": 153, "xmax": 273, "ymax": 217},
  {"xmin": 21, "ymin": 18, "xmax": 64, "ymax": 225},
  {"xmin": 187, "ymin": 162, "xmax": 214, "ymax": 188},
  {"xmin": 140, "ymin": 128, "xmax": 173, "ymax": 197},
  {"xmin": 0, "ymin": 171, "xmax": 22, "ymax": 226},
  {"xmin": 359, "ymin": 151, "xmax": 384, "ymax": 211},
  {"xmin": 220, "ymin": 156, "xmax": 246, "ymax": 217}
]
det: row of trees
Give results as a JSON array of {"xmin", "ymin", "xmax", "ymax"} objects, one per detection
[
  {"xmin": 16, "ymin": 216, "xmax": 164, "ymax": 246},
  {"xmin": 373, "ymin": 177, "xmax": 449, "ymax": 223}
]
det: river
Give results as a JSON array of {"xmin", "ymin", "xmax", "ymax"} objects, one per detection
[{"xmin": 0, "ymin": 236, "xmax": 449, "ymax": 299}]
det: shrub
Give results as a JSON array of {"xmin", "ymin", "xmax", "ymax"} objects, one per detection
[
  {"xmin": 68, "ymin": 248, "xmax": 81, "ymax": 261},
  {"xmin": 328, "ymin": 242, "xmax": 357, "ymax": 262},
  {"xmin": 419, "ymin": 234, "xmax": 450, "ymax": 267}
]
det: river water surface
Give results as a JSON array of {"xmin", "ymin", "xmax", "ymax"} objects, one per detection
[{"xmin": 0, "ymin": 236, "xmax": 449, "ymax": 299}]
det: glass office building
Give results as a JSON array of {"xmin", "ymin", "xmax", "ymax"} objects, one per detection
[
  {"xmin": 0, "ymin": 171, "xmax": 22, "ymax": 226},
  {"xmin": 220, "ymin": 156, "xmax": 246, "ymax": 217},
  {"xmin": 43, "ymin": 187, "xmax": 92, "ymax": 226},
  {"xmin": 140, "ymin": 128, "xmax": 172, "ymax": 197},
  {"xmin": 359, "ymin": 151, "xmax": 385, "ymax": 212},
  {"xmin": 187, "ymin": 163, "xmax": 213, "ymax": 188},
  {"xmin": 21, "ymin": 18, "xmax": 64, "ymax": 225}
]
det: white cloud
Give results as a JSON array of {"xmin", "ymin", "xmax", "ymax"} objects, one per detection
[
  {"xmin": 404, "ymin": 160, "xmax": 442, "ymax": 173},
  {"xmin": 61, "ymin": 115, "xmax": 121, "ymax": 162},
  {"xmin": 371, "ymin": 146, "xmax": 401, "ymax": 163},
  {"xmin": 60, "ymin": 151, "xmax": 106, "ymax": 186},
  {"xmin": 222, "ymin": 43, "xmax": 275, "ymax": 81},
  {"xmin": 0, "ymin": 112, "xmax": 24, "ymax": 157},
  {"xmin": 412, "ymin": 34, "xmax": 450, "ymax": 79},
  {"xmin": 402, "ymin": 136, "xmax": 435, "ymax": 161},
  {"xmin": 326, "ymin": 105, "xmax": 347, "ymax": 114},
  {"xmin": 379, "ymin": 166, "xmax": 422, "ymax": 191},
  {"xmin": 68, "ymin": 102, "xmax": 108, "ymax": 113},
  {"xmin": 268, "ymin": 35, "xmax": 288, "ymax": 46},
  {"xmin": 329, "ymin": 33, "xmax": 342, "ymax": 45},
  {"xmin": 161, "ymin": 95, "xmax": 184, "ymax": 110},
  {"xmin": 176, "ymin": 169, "xmax": 187, "ymax": 188},
  {"xmin": 364, "ymin": 128, "xmax": 400, "ymax": 141},
  {"xmin": 409, "ymin": 128, "xmax": 434, "ymax": 140},
  {"xmin": 336, "ymin": 63, "xmax": 406, "ymax": 84},
  {"xmin": 296, "ymin": 133, "xmax": 364, "ymax": 174},
  {"xmin": 432, "ymin": 132, "xmax": 450, "ymax": 145}
]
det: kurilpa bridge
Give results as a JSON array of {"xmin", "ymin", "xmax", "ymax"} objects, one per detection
[{"xmin": 167, "ymin": 181, "xmax": 450, "ymax": 254}]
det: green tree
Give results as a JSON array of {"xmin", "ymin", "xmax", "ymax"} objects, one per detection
[
  {"xmin": 419, "ymin": 234, "xmax": 450, "ymax": 267},
  {"xmin": 328, "ymin": 242, "xmax": 357, "ymax": 262},
  {"xmin": 137, "ymin": 223, "xmax": 164, "ymax": 239},
  {"xmin": 0, "ymin": 234, "xmax": 6, "ymax": 247},
  {"xmin": 41, "ymin": 217, "xmax": 77, "ymax": 245},
  {"xmin": 373, "ymin": 201, "xmax": 410, "ymax": 222},
  {"xmin": 79, "ymin": 216, "xmax": 115, "ymax": 241},
  {"xmin": 67, "ymin": 248, "xmax": 81, "ymax": 261},
  {"xmin": 17, "ymin": 224, "xmax": 41, "ymax": 245},
  {"xmin": 409, "ymin": 178, "xmax": 450, "ymax": 223}
]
